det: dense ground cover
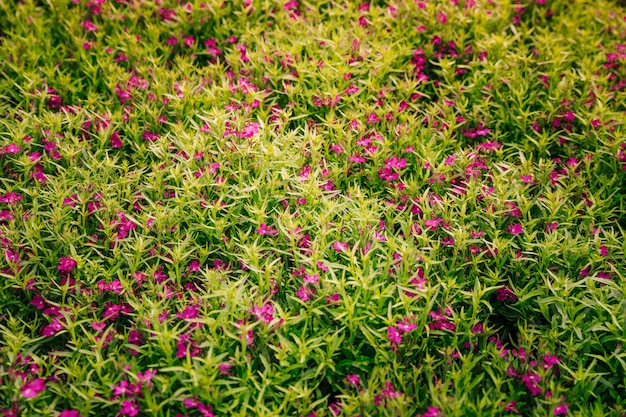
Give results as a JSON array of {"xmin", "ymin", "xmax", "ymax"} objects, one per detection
[{"xmin": 1, "ymin": 0, "xmax": 625, "ymax": 415}]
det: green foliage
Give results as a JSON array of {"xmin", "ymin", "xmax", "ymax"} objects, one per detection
[{"xmin": 0, "ymin": 0, "xmax": 625, "ymax": 416}]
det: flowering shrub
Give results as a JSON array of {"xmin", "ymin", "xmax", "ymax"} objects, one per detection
[{"xmin": 1, "ymin": 0, "xmax": 625, "ymax": 416}]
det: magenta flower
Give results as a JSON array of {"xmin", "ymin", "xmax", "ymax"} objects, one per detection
[
  {"xmin": 385, "ymin": 156, "xmax": 407, "ymax": 170},
  {"xmin": 554, "ymin": 402, "xmax": 569, "ymax": 415},
  {"xmin": 187, "ymin": 260, "xmax": 201, "ymax": 273},
  {"xmin": 521, "ymin": 373, "xmax": 542, "ymax": 396},
  {"xmin": 387, "ymin": 326, "xmax": 402, "ymax": 344},
  {"xmin": 250, "ymin": 303, "xmax": 274, "ymax": 323},
  {"xmin": 366, "ymin": 112, "xmax": 380, "ymax": 124},
  {"xmin": 546, "ymin": 222, "xmax": 558, "ymax": 232},
  {"xmin": 176, "ymin": 334, "xmax": 202, "ymax": 358},
  {"xmin": 218, "ymin": 362, "xmax": 233, "ymax": 375},
  {"xmin": 542, "ymin": 355, "xmax": 561, "ymax": 369},
  {"xmin": 424, "ymin": 218, "xmax": 443, "ymax": 231},
  {"xmin": 503, "ymin": 401, "xmax": 518, "ymax": 413},
  {"xmin": 508, "ymin": 223, "xmax": 523, "ymax": 235},
  {"xmin": 256, "ymin": 223, "xmax": 278, "ymax": 236},
  {"xmin": 397, "ymin": 321, "xmax": 416, "ymax": 333},
  {"xmin": 346, "ymin": 374, "xmax": 361, "ymax": 386},
  {"xmin": 326, "ymin": 293, "xmax": 340, "ymax": 304},
  {"xmin": 239, "ymin": 122, "xmax": 260, "ymax": 138},
  {"xmin": 349, "ymin": 154, "xmax": 366, "ymax": 163},
  {"xmin": 441, "ymin": 236, "xmax": 455, "ymax": 246},
  {"xmin": 420, "ymin": 406, "xmax": 442, "ymax": 417},
  {"xmin": 119, "ymin": 399, "xmax": 139, "ymax": 417},
  {"xmin": 57, "ymin": 256, "xmax": 77, "ymax": 273},
  {"xmin": 176, "ymin": 305, "xmax": 199, "ymax": 320},
  {"xmin": 0, "ymin": 192, "xmax": 23, "ymax": 204},
  {"xmin": 112, "ymin": 380, "xmax": 131, "ymax": 397},
  {"xmin": 21, "ymin": 378, "xmax": 45, "ymax": 398},
  {"xmin": 496, "ymin": 287, "xmax": 517, "ymax": 302},
  {"xmin": 110, "ymin": 131, "xmax": 123, "ymax": 148},
  {"xmin": 471, "ymin": 323, "xmax": 484, "ymax": 334},
  {"xmin": 81, "ymin": 20, "xmax": 98, "ymax": 32},
  {"xmin": 332, "ymin": 241, "xmax": 348, "ymax": 252},
  {"xmin": 1, "ymin": 143, "xmax": 22, "ymax": 154},
  {"xmin": 295, "ymin": 285, "xmax": 315, "ymax": 301},
  {"xmin": 59, "ymin": 410, "xmax": 82, "ymax": 417},
  {"xmin": 183, "ymin": 36, "xmax": 195, "ymax": 47},
  {"xmin": 142, "ymin": 131, "xmax": 159, "ymax": 141},
  {"xmin": 137, "ymin": 369, "xmax": 157, "ymax": 387},
  {"xmin": 41, "ymin": 317, "xmax": 64, "ymax": 337},
  {"xmin": 303, "ymin": 274, "xmax": 319, "ymax": 285},
  {"xmin": 205, "ymin": 38, "xmax": 221, "ymax": 56}
]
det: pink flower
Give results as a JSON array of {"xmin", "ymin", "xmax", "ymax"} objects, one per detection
[
  {"xmin": 41, "ymin": 317, "xmax": 64, "ymax": 337},
  {"xmin": 521, "ymin": 373, "xmax": 542, "ymax": 396},
  {"xmin": 112, "ymin": 380, "xmax": 130, "ymax": 397},
  {"xmin": 346, "ymin": 374, "xmax": 361, "ymax": 386},
  {"xmin": 21, "ymin": 378, "xmax": 45, "ymax": 398},
  {"xmin": 554, "ymin": 403, "xmax": 569, "ymax": 415},
  {"xmin": 81, "ymin": 20, "xmax": 98, "ymax": 32},
  {"xmin": 420, "ymin": 406, "xmax": 441, "ymax": 417},
  {"xmin": 349, "ymin": 154, "xmax": 366, "ymax": 163},
  {"xmin": 60, "ymin": 410, "xmax": 82, "ymax": 417},
  {"xmin": 256, "ymin": 223, "xmax": 278, "ymax": 236},
  {"xmin": 496, "ymin": 287, "xmax": 517, "ymax": 302},
  {"xmin": 441, "ymin": 236, "xmax": 455, "ymax": 246},
  {"xmin": 0, "ymin": 192, "xmax": 23, "ymax": 204},
  {"xmin": 250, "ymin": 303, "xmax": 274, "ymax": 323},
  {"xmin": 177, "ymin": 334, "xmax": 202, "ymax": 358},
  {"xmin": 295, "ymin": 285, "xmax": 315, "ymax": 301},
  {"xmin": 137, "ymin": 369, "xmax": 157, "ymax": 387},
  {"xmin": 471, "ymin": 323, "xmax": 484, "ymax": 334},
  {"xmin": 332, "ymin": 241, "xmax": 348, "ymax": 252},
  {"xmin": 110, "ymin": 131, "xmax": 123, "ymax": 148},
  {"xmin": 546, "ymin": 222, "xmax": 558, "ymax": 232},
  {"xmin": 142, "ymin": 131, "xmax": 159, "ymax": 141},
  {"xmin": 424, "ymin": 218, "xmax": 443, "ymax": 231},
  {"xmin": 183, "ymin": 36, "xmax": 195, "ymax": 47},
  {"xmin": 542, "ymin": 355, "xmax": 561, "ymax": 369},
  {"xmin": 326, "ymin": 293, "xmax": 340, "ymax": 304},
  {"xmin": 599, "ymin": 246, "xmax": 608, "ymax": 256},
  {"xmin": 366, "ymin": 112, "xmax": 380, "ymax": 124},
  {"xmin": 508, "ymin": 223, "xmax": 523, "ymax": 235},
  {"xmin": 1, "ymin": 143, "xmax": 22, "ymax": 154},
  {"xmin": 205, "ymin": 38, "xmax": 222, "ymax": 55},
  {"xmin": 303, "ymin": 274, "xmax": 319, "ymax": 285},
  {"xmin": 119, "ymin": 399, "xmax": 139, "ymax": 417},
  {"xmin": 176, "ymin": 306, "xmax": 199, "ymax": 320},
  {"xmin": 239, "ymin": 122, "xmax": 259, "ymax": 138},
  {"xmin": 330, "ymin": 144, "xmax": 343, "ymax": 155},
  {"xmin": 503, "ymin": 401, "xmax": 518, "ymax": 413},
  {"xmin": 387, "ymin": 326, "xmax": 402, "ymax": 344},
  {"xmin": 218, "ymin": 362, "xmax": 233, "ymax": 375},
  {"xmin": 57, "ymin": 256, "xmax": 77, "ymax": 273}
]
